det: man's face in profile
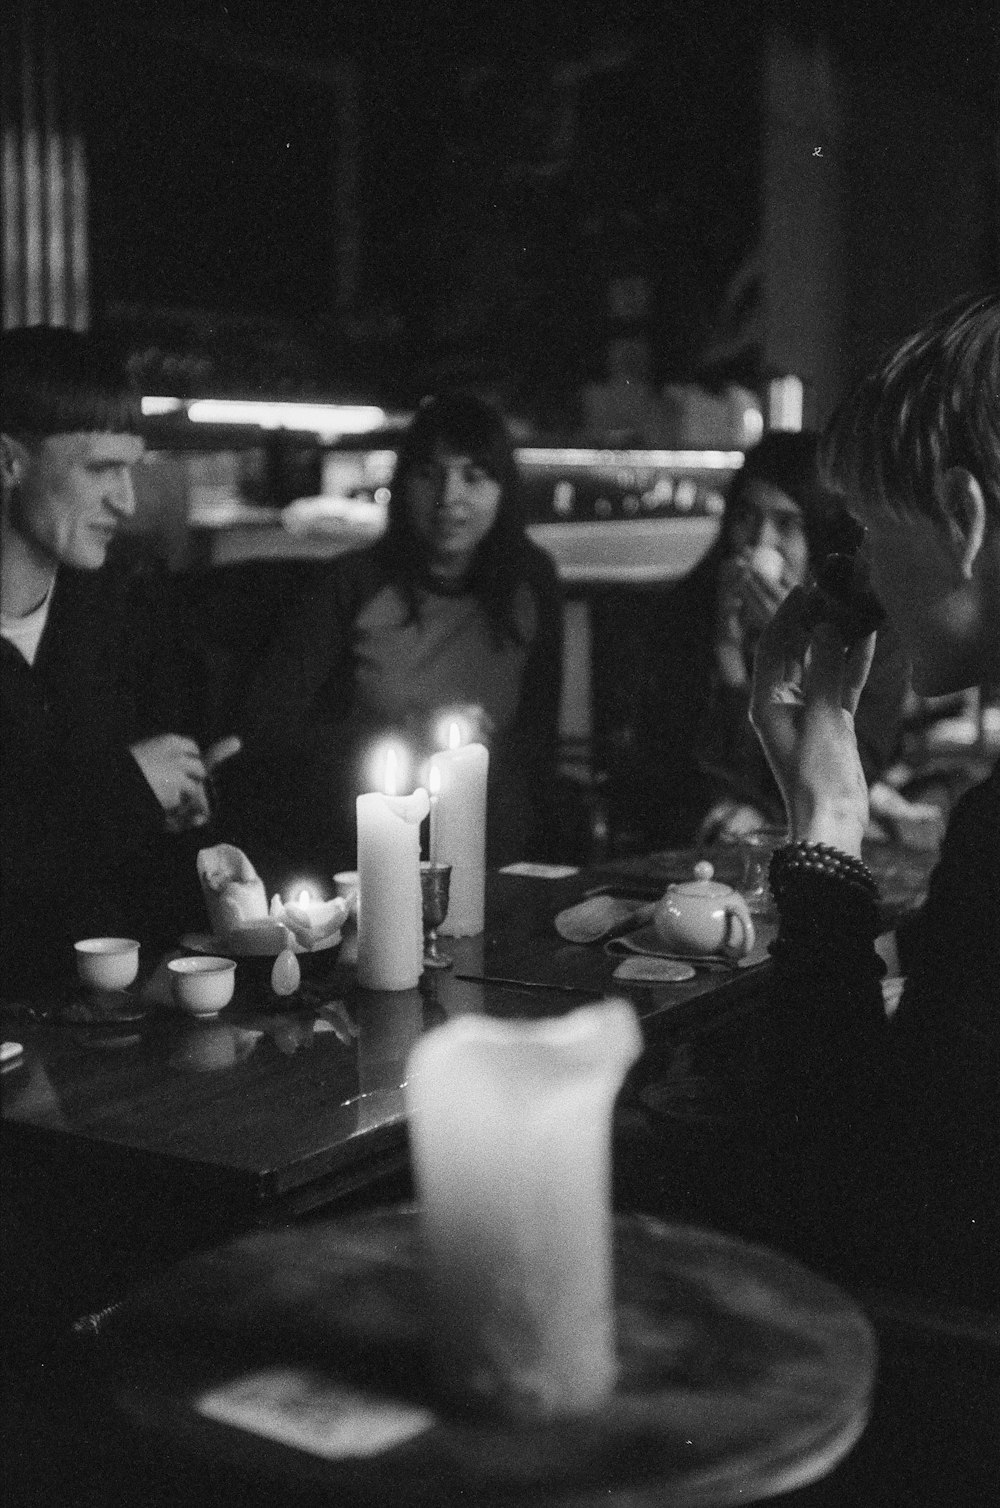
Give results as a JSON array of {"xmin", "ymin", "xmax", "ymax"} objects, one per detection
[{"xmin": 10, "ymin": 431, "xmax": 145, "ymax": 571}]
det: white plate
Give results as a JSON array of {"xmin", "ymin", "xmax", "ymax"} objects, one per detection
[{"xmin": 181, "ymin": 931, "xmax": 340, "ymax": 960}]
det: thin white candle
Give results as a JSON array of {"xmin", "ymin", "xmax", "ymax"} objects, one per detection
[
  {"xmin": 428, "ymin": 763, "xmax": 441, "ymax": 866},
  {"xmin": 429, "ymin": 722, "xmax": 488, "ymax": 936},
  {"xmin": 405, "ymin": 998, "xmax": 643, "ymax": 1420}
]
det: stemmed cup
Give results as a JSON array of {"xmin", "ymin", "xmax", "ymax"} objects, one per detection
[{"xmin": 420, "ymin": 862, "xmax": 453, "ymax": 970}]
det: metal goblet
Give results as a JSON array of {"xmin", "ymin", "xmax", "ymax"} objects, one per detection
[{"xmin": 420, "ymin": 862, "xmax": 453, "ymax": 970}]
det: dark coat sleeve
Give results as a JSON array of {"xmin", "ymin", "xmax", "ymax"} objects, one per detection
[{"xmin": 0, "ymin": 559, "xmax": 211, "ymax": 995}]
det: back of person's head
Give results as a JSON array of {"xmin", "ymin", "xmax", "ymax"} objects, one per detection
[
  {"xmin": 724, "ymin": 429, "xmax": 858, "ymax": 562},
  {"xmin": 820, "ymin": 287, "xmax": 1000, "ymax": 523},
  {"xmin": 1, "ymin": 326, "xmax": 141, "ymax": 437}
]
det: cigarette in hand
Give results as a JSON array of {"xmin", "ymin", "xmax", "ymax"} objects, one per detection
[{"xmin": 204, "ymin": 735, "xmax": 243, "ymax": 774}]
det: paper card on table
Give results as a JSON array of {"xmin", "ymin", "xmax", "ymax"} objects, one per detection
[
  {"xmin": 613, "ymin": 957, "xmax": 696, "ymax": 984},
  {"xmin": 197, "ymin": 1367, "xmax": 434, "ymax": 1460},
  {"xmin": 500, "ymin": 862, "xmax": 580, "ymax": 879}
]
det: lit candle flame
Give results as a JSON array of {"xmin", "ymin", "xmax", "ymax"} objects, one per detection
[
  {"xmin": 296, "ymin": 887, "xmax": 314, "ymax": 908},
  {"xmin": 384, "ymin": 745, "xmax": 399, "ymax": 797},
  {"xmin": 448, "ymin": 721, "xmax": 462, "ymax": 751}
]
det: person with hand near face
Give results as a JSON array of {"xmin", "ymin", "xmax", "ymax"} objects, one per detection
[
  {"xmin": 618, "ymin": 293, "xmax": 999, "ymax": 1324},
  {"xmin": 215, "ymin": 392, "xmax": 563, "ymax": 882},
  {"xmin": 606, "ymin": 431, "xmax": 910, "ymax": 850},
  {"xmin": 0, "ymin": 327, "xmax": 236, "ymax": 996},
  {"xmin": 744, "ymin": 288, "xmax": 1000, "ymax": 1307}
]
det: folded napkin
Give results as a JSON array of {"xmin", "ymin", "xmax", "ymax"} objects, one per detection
[{"xmin": 197, "ymin": 844, "xmax": 269, "ymax": 938}]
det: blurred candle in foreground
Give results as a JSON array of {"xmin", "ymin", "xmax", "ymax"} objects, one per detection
[
  {"xmin": 356, "ymin": 744, "xmax": 429, "ymax": 991},
  {"xmin": 429, "ymin": 721, "xmax": 488, "ymax": 936},
  {"xmin": 405, "ymin": 998, "xmax": 643, "ymax": 1420}
]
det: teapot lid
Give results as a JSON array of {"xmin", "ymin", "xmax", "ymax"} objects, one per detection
[{"xmin": 668, "ymin": 861, "xmax": 734, "ymax": 898}]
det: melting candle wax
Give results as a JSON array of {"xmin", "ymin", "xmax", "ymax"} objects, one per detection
[{"xmin": 405, "ymin": 998, "xmax": 643, "ymax": 1420}]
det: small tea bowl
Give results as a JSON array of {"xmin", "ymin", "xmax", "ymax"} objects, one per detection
[
  {"xmin": 168, "ymin": 955, "xmax": 237, "ymax": 1018},
  {"xmin": 74, "ymin": 937, "xmax": 140, "ymax": 991}
]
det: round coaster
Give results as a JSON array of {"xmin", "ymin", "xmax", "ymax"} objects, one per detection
[{"xmin": 117, "ymin": 1210, "xmax": 876, "ymax": 1508}]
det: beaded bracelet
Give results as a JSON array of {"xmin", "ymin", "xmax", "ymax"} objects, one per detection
[{"xmin": 769, "ymin": 841, "xmax": 879, "ymax": 903}]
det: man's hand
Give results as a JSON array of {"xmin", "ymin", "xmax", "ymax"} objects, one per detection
[
  {"xmin": 750, "ymin": 589, "xmax": 876, "ymax": 857},
  {"xmin": 130, "ymin": 734, "xmax": 209, "ymax": 829}
]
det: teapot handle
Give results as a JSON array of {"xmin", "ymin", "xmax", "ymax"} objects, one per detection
[{"xmin": 720, "ymin": 894, "xmax": 755, "ymax": 958}]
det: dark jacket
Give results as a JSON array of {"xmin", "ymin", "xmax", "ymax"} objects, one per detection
[
  {"xmin": 608, "ymin": 545, "xmax": 911, "ymax": 846},
  {"xmin": 618, "ymin": 758, "xmax": 1000, "ymax": 1310},
  {"xmin": 0, "ymin": 552, "xmax": 208, "ymax": 998},
  {"xmin": 205, "ymin": 540, "xmax": 563, "ymax": 888}
]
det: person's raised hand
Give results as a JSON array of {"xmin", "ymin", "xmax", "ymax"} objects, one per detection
[
  {"xmin": 130, "ymin": 733, "xmax": 209, "ymax": 829},
  {"xmin": 739, "ymin": 562, "xmax": 788, "ymax": 637},
  {"xmin": 750, "ymin": 589, "xmax": 876, "ymax": 857}
]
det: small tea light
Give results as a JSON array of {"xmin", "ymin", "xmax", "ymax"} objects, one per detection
[
  {"xmin": 74, "ymin": 937, "xmax": 140, "ymax": 991},
  {"xmin": 167, "ymin": 956, "xmax": 237, "ymax": 1018}
]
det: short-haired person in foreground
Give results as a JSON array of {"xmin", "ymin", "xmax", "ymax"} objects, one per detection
[
  {"xmin": 619, "ymin": 289, "xmax": 999, "ymax": 1310},
  {"xmin": 0, "ymin": 328, "xmax": 231, "ymax": 997}
]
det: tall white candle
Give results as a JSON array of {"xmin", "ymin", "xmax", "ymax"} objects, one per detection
[
  {"xmin": 356, "ymin": 746, "xmax": 429, "ymax": 991},
  {"xmin": 429, "ymin": 723, "xmax": 488, "ymax": 936},
  {"xmin": 405, "ymin": 998, "xmax": 643, "ymax": 1420}
]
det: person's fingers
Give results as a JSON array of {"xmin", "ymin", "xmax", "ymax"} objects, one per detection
[
  {"xmin": 802, "ymin": 623, "xmax": 852, "ymax": 711},
  {"xmin": 174, "ymin": 758, "xmax": 207, "ymax": 791},
  {"xmin": 802, "ymin": 622, "xmax": 876, "ymax": 716},
  {"xmin": 841, "ymin": 632, "xmax": 877, "ymax": 714},
  {"xmin": 165, "ymin": 734, "xmax": 202, "ymax": 759},
  {"xmin": 750, "ymin": 592, "xmax": 808, "ymax": 716}
]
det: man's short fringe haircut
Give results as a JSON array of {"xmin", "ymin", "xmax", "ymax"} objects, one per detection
[
  {"xmin": 820, "ymin": 288, "xmax": 1000, "ymax": 524},
  {"xmin": 1, "ymin": 327, "xmax": 142, "ymax": 437}
]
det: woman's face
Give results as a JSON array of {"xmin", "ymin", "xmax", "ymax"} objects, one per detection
[
  {"xmin": 727, "ymin": 479, "xmax": 810, "ymax": 589},
  {"xmin": 404, "ymin": 442, "xmax": 503, "ymax": 579}
]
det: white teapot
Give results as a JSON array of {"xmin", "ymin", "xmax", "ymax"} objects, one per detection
[{"xmin": 653, "ymin": 861, "xmax": 755, "ymax": 960}]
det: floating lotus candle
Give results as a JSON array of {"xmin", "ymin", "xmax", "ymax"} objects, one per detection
[{"xmin": 271, "ymin": 884, "xmax": 349, "ymax": 951}]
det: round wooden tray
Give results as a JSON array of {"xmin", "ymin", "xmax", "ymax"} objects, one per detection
[{"xmin": 116, "ymin": 1209, "xmax": 876, "ymax": 1506}]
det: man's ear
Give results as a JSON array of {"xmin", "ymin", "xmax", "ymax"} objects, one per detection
[
  {"xmin": 0, "ymin": 434, "xmax": 30, "ymax": 490},
  {"xmin": 939, "ymin": 467, "xmax": 987, "ymax": 580}
]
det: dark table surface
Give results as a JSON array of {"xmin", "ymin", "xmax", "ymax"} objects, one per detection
[{"xmin": 0, "ymin": 866, "xmax": 774, "ymax": 1207}]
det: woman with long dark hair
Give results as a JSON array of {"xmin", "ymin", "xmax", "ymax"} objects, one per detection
[
  {"xmin": 604, "ymin": 431, "xmax": 911, "ymax": 849},
  {"xmin": 218, "ymin": 392, "xmax": 563, "ymax": 884}
]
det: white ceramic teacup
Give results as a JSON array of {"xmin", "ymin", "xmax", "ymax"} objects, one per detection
[
  {"xmin": 332, "ymin": 870, "xmax": 359, "ymax": 913},
  {"xmin": 74, "ymin": 937, "xmax": 140, "ymax": 991},
  {"xmin": 168, "ymin": 956, "xmax": 237, "ymax": 1018}
]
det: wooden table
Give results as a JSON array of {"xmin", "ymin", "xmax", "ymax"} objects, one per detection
[{"xmin": 1, "ymin": 864, "xmax": 773, "ymax": 1332}]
